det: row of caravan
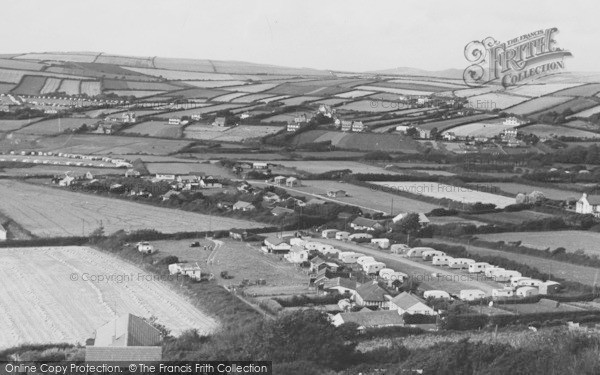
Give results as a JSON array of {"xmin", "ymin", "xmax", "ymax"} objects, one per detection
[{"xmin": 339, "ymin": 252, "xmax": 387, "ymax": 275}]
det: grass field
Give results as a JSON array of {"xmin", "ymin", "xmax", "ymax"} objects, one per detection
[
  {"xmin": 17, "ymin": 118, "xmax": 94, "ymax": 135},
  {"xmin": 416, "ymin": 114, "xmax": 497, "ymax": 132},
  {"xmin": 338, "ymin": 100, "xmax": 398, "ymax": 112},
  {"xmin": 12, "ymin": 76, "xmax": 47, "ymax": 95},
  {"xmin": 0, "ymin": 246, "xmax": 219, "ymax": 349},
  {"xmin": 467, "ymin": 93, "xmax": 529, "ymax": 110},
  {"xmin": 505, "ymin": 83, "xmax": 583, "ymax": 97},
  {"xmin": 293, "ymin": 130, "xmax": 421, "ymax": 153},
  {"xmin": 553, "ymin": 83, "xmax": 600, "ymax": 97},
  {"xmin": 504, "ymin": 96, "xmax": 574, "ymax": 115},
  {"xmin": 255, "ymin": 180, "xmax": 440, "ymax": 214},
  {"xmin": 491, "ymin": 182, "xmax": 579, "ymax": 200},
  {"xmin": 145, "ymin": 161, "xmax": 231, "ymax": 176},
  {"xmin": 122, "ymin": 121, "xmax": 181, "ymax": 138},
  {"xmin": 271, "ymin": 160, "xmax": 402, "ymax": 175},
  {"xmin": 184, "ymin": 125, "xmax": 283, "ymax": 142},
  {"xmin": 520, "ymin": 124, "xmax": 600, "ymax": 138},
  {"xmin": 566, "ymin": 105, "xmax": 600, "ymax": 119},
  {"xmin": 534, "ymin": 98, "xmax": 600, "ymax": 118},
  {"xmin": 368, "ymin": 181, "xmax": 515, "ymax": 208},
  {"xmin": 0, "ymin": 180, "xmax": 265, "ymax": 237},
  {"xmin": 446, "ymin": 122, "xmax": 517, "ymax": 138},
  {"xmin": 472, "ymin": 210, "xmax": 557, "ymax": 224},
  {"xmin": 0, "ymin": 118, "xmax": 41, "ymax": 132},
  {"xmin": 475, "ymin": 230, "xmax": 600, "ymax": 256}
]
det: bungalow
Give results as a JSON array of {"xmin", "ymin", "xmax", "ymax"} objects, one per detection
[
  {"xmin": 264, "ymin": 237, "xmax": 292, "ymax": 254},
  {"xmin": 353, "ymin": 282, "xmax": 390, "ymax": 308},
  {"xmin": 273, "ymin": 176, "xmax": 286, "ymax": 186},
  {"xmin": 388, "ymin": 292, "xmax": 437, "ymax": 315},
  {"xmin": 85, "ymin": 314, "xmax": 162, "ymax": 362},
  {"xmin": 323, "ymin": 277, "xmax": 357, "ymax": 296},
  {"xmin": 327, "ymin": 190, "xmax": 347, "ymax": 198},
  {"xmin": 285, "ymin": 177, "xmax": 300, "ymax": 187},
  {"xmin": 284, "ymin": 245, "xmax": 310, "ymax": 263},
  {"xmin": 232, "ymin": 201, "xmax": 256, "ymax": 211},
  {"xmin": 350, "ymin": 217, "xmax": 385, "ymax": 231},
  {"xmin": 271, "ymin": 206, "xmax": 295, "ymax": 216},
  {"xmin": 459, "ymin": 289, "xmax": 486, "ymax": 301},
  {"xmin": 229, "ymin": 228, "xmax": 248, "ymax": 240},
  {"xmin": 0, "ymin": 224, "xmax": 6, "ymax": 241},
  {"xmin": 576, "ymin": 193, "xmax": 600, "ymax": 217},
  {"xmin": 331, "ymin": 310, "xmax": 405, "ymax": 331}
]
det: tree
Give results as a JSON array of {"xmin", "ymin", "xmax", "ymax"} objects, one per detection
[{"xmin": 393, "ymin": 213, "xmax": 421, "ymax": 234}]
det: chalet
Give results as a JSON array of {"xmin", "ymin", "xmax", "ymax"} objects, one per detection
[
  {"xmin": 331, "ymin": 310, "xmax": 405, "ymax": 331},
  {"xmin": 85, "ymin": 314, "xmax": 162, "ymax": 362},
  {"xmin": 459, "ymin": 289, "xmax": 486, "ymax": 301},
  {"xmin": 387, "ymin": 292, "xmax": 437, "ymax": 315},
  {"xmin": 350, "ymin": 217, "xmax": 385, "ymax": 231},
  {"xmin": 271, "ymin": 206, "xmax": 294, "ymax": 216},
  {"xmin": 327, "ymin": 190, "xmax": 347, "ymax": 198},
  {"xmin": 285, "ymin": 177, "xmax": 300, "ymax": 187},
  {"xmin": 264, "ymin": 237, "xmax": 292, "ymax": 254},
  {"xmin": 322, "ymin": 277, "xmax": 357, "ymax": 295},
  {"xmin": 351, "ymin": 121, "xmax": 365, "ymax": 132},
  {"xmin": 273, "ymin": 176, "xmax": 286, "ymax": 186},
  {"xmin": 392, "ymin": 212, "xmax": 430, "ymax": 226},
  {"xmin": 229, "ymin": 229, "xmax": 249, "ymax": 241},
  {"xmin": 232, "ymin": 201, "xmax": 256, "ymax": 211},
  {"xmin": 0, "ymin": 224, "xmax": 6, "ymax": 241},
  {"xmin": 576, "ymin": 193, "xmax": 600, "ymax": 217},
  {"xmin": 213, "ymin": 117, "xmax": 227, "ymax": 127},
  {"xmin": 353, "ymin": 282, "xmax": 390, "ymax": 308}
]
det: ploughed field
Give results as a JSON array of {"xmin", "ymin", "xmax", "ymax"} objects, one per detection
[
  {"xmin": 0, "ymin": 246, "xmax": 219, "ymax": 349},
  {"xmin": 0, "ymin": 180, "xmax": 265, "ymax": 237}
]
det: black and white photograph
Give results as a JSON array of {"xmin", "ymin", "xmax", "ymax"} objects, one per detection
[{"xmin": 1, "ymin": 1, "xmax": 600, "ymax": 374}]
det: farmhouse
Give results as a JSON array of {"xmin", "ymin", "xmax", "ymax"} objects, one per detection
[
  {"xmin": 576, "ymin": 193, "xmax": 600, "ymax": 217},
  {"xmin": 388, "ymin": 292, "xmax": 437, "ymax": 315},
  {"xmin": 331, "ymin": 310, "xmax": 405, "ymax": 331},
  {"xmin": 0, "ymin": 224, "xmax": 6, "ymax": 241},
  {"xmin": 232, "ymin": 201, "xmax": 256, "ymax": 211},
  {"xmin": 354, "ymin": 282, "xmax": 390, "ymax": 308},
  {"xmin": 350, "ymin": 217, "xmax": 385, "ymax": 231},
  {"xmin": 85, "ymin": 314, "xmax": 162, "ymax": 362}
]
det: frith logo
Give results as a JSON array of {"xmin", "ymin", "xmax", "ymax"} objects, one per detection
[{"xmin": 463, "ymin": 28, "xmax": 572, "ymax": 87}]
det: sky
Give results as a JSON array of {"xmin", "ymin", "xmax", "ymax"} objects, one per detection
[{"xmin": 1, "ymin": 0, "xmax": 598, "ymax": 72}]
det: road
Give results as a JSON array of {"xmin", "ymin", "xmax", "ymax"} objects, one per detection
[{"xmin": 314, "ymin": 237, "xmax": 499, "ymax": 294}]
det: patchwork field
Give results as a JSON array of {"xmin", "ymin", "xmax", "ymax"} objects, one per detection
[
  {"xmin": 145, "ymin": 161, "xmax": 231, "ymax": 176},
  {"xmin": 520, "ymin": 124, "xmax": 600, "ymax": 138},
  {"xmin": 416, "ymin": 114, "xmax": 497, "ymax": 132},
  {"xmin": 475, "ymin": 230, "xmax": 600, "ymax": 256},
  {"xmin": 0, "ymin": 180, "xmax": 265, "ymax": 237},
  {"xmin": 368, "ymin": 181, "xmax": 515, "ymax": 208},
  {"xmin": 0, "ymin": 246, "xmax": 219, "ymax": 349},
  {"xmin": 472, "ymin": 210, "xmax": 557, "ymax": 224},
  {"xmin": 17, "ymin": 118, "xmax": 94, "ymax": 135},
  {"xmin": 270, "ymin": 160, "xmax": 401, "ymax": 175},
  {"xmin": 122, "ymin": 120, "xmax": 182, "ymax": 138},
  {"xmin": 504, "ymin": 96, "xmax": 574, "ymax": 115},
  {"xmin": 490, "ymin": 182, "xmax": 579, "ymax": 200},
  {"xmin": 338, "ymin": 100, "xmax": 398, "ymax": 112},
  {"xmin": 467, "ymin": 93, "xmax": 529, "ymax": 110},
  {"xmin": 0, "ymin": 118, "xmax": 41, "ymax": 132},
  {"xmin": 293, "ymin": 130, "xmax": 421, "ymax": 153},
  {"xmin": 446, "ymin": 122, "xmax": 517, "ymax": 138},
  {"xmin": 504, "ymin": 83, "xmax": 583, "ymax": 97},
  {"xmin": 566, "ymin": 105, "xmax": 600, "ymax": 119}
]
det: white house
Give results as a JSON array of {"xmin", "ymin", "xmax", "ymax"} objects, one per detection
[
  {"xmin": 0, "ymin": 224, "xmax": 6, "ymax": 241},
  {"xmin": 575, "ymin": 193, "xmax": 600, "ymax": 217},
  {"xmin": 350, "ymin": 217, "xmax": 385, "ymax": 231},
  {"xmin": 285, "ymin": 177, "xmax": 300, "ymax": 187},
  {"xmin": 264, "ymin": 237, "xmax": 292, "ymax": 253},
  {"xmin": 459, "ymin": 289, "xmax": 486, "ymax": 301},
  {"xmin": 284, "ymin": 246, "xmax": 310, "ymax": 263},
  {"xmin": 137, "ymin": 242, "xmax": 155, "ymax": 254},
  {"xmin": 388, "ymin": 292, "xmax": 437, "ymax": 315}
]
